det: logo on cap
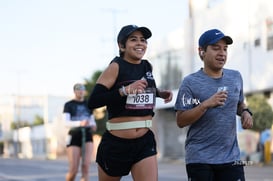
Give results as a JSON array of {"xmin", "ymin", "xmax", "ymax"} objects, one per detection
[{"xmin": 198, "ymin": 29, "xmax": 233, "ymax": 47}]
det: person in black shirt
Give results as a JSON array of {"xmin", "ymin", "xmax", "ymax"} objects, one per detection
[
  {"xmin": 63, "ymin": 83, "xmax": 97, "ymax": 181},
  {"xmin": 88, "ymin": 25, "xmax": 172, "ymax": 181}
]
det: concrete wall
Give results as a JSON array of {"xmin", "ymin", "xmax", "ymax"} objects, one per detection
[{"xmin": 154, "ymin": 108, "xmax": 187, "ymax": 160}]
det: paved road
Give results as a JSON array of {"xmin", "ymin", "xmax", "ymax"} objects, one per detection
[{"xmin": 0, "ymin": 157, "xmax": 272, "ymax": 181}]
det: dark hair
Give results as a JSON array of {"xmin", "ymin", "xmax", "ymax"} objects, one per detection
[
  {"xmin": 119, "ymin": 42, "xmax": 126, "ymax": 57},
  {"xmin": 199, "ymin": 46, "xmax": 208, "ymax": 60},
  {"xmin": 119, "ymin": 50, "xmax": 124, "ymax": 57}
]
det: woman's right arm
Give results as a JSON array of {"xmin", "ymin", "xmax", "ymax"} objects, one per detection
[{"xmin": 87, "ymin": 62, "xmax": 122, "ymax": 109}]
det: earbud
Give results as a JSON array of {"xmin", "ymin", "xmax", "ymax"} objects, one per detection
[{"xmin": 201, "ymin": 51, "xmax": 204, "ymax": 56}]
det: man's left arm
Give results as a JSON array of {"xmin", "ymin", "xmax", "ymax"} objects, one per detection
[{"xmin": 237, "ymin": 102, "xmax": 253, "ymax": 129}]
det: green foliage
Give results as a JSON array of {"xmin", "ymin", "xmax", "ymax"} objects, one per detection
[
  {"xmin": 10, "ymin": 115, "xmax": 44, "ymax": 130},
  {"xmin": 84, "ymin": 70, "xmax": 102, "ymax": 97},
  {"xmin": 247, "ymin": 94, "xmax": 273, "ymax": 132},
  {"xmin": 10, "ymin": 121, "xmax": 30, "ymax": 129},
  {"xmin": 84, "ymin": 70, "xmax": 107, "ymax": 135},
  {"xmin": 32, "ymin": 115, "xmax": 44, "ymax": 126},
  {"xmin": 94, "ymin": 109, "xmax": 108, "ymax": 136},
  {"xmin": 0, "ymin": 141, "xmax": 3, "ymax": 154}
]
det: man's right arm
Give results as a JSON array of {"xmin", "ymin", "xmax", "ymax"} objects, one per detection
[{"xmin": 176, "ymin": 103, "xmax": 207, "ymax": 128}]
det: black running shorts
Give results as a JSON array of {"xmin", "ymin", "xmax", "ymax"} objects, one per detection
[
  {"xmin": 66, "ymin": 127, "xmax": 93, "ymax": 147},
  {"xmin": 96, "ymin": 129, "xmax": 157, "ymax": 176}
]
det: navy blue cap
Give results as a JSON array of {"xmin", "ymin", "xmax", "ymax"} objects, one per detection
[
  {"xmin": 198, "ymin": 29, "xmax": 233, "ymax": 48},
  {"xmin": 117, "ymin": 25, "xmax": 152, "ymax": 44}
]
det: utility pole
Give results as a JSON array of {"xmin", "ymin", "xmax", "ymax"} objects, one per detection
[
  {"xmin": 102, "ymin": 8, "xmax": 126, "ymax": 56},
  {"xmin": 188, "ymin": 0, "xmax": 195, "ymax": 72}
]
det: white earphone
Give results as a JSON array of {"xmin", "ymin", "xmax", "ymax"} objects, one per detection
[{"xmin": 201, "ymin": 51, "xmax": 204, "ymax": 56}]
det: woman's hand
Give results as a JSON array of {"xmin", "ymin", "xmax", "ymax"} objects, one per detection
[
  {"xmin": 158, "ymin": 90, "xmax": 173, "ymax": 103},
  {"xmin": 126, "ymin": 79, "xmax": 148, "ymax": 94}
]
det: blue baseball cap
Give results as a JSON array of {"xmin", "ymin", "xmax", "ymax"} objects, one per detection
[
  {"xmin": 117, "ymin": 25, "xmax": 152, "ymax": 44},
  {"xmin": 198, "ymin": 29, "xmax": 233, "ymax": 48}
]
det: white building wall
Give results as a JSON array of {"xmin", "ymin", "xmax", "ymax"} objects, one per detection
[{"xmin": 0, "ymin": 95, "xmax": 68, "ymax": 157}]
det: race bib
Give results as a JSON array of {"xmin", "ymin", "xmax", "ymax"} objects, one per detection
[{"xmin": 125, "ymin": 88, "xmax": 156, "ymax": 109}]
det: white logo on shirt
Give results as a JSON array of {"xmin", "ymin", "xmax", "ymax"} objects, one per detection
[{"xmin": 182, "ymin": 93, "xmax": 201, "ymax": 106}]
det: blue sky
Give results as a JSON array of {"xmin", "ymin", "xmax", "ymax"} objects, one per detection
[{"xmin": 0, "ymin": 0, "xmax": 188, "ymax": 96}]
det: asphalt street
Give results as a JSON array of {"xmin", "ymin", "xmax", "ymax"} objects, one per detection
[{"xmin": 0, "ymin": 157, "xmax": 272, "ymax": 181}]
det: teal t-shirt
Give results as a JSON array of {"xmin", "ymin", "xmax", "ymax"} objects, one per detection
[{"xmin": 175, "ymin": 68, "xmax": 244, "ymax": 164}]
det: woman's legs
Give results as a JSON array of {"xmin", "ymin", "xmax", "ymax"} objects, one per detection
[
  {"xmin": 97, "ymin": 155, "xmax": 157, "ymax": 181},
  {"xmin": 96, "ymin": 130, "xmax": 157, "ymax": 181},
  {"xmin": 97, "ymin": 165, "xmax": 122, "ymax": 181},
  {"xmin": 66, "ymin": 146, "xmax": 81, "ymax": 181},
  {"xmin": 80, "ymin": 142, "xmax": 93, "ymax": 181},
  {"xmin": 131, "ymin": 155, "xmax": 158, "ymax": 181}
]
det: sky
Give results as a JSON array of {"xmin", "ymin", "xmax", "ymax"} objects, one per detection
[{"xmin": 0, "ymin": 0, "xmax": 188, "ymax": 97}]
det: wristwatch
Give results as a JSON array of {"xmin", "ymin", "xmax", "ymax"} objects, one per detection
[{"xmin": 242, "ymin": 108, "xmax": 253, "ymax": 116}]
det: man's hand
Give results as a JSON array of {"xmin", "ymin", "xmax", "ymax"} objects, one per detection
[
  {"xmin": 241, "ymin": 111, "xmax": 253, "ymax": 129},
  {"xmin": 80, "ymin": 120, "xmax": 89, "ymax": 127}
]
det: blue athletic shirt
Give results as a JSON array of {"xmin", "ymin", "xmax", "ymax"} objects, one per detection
[{"xmin": 174, "ymin": 68, "xmax": 244, "ymax": 164}]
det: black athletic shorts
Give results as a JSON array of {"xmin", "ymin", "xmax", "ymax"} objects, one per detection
[
  {"xmin": 96, "ymin": 129, "xmax": 157, "ymax": 177},
  {"xmin": 66, "ymin": 127, "xmax": 93, "ymax": 147},
  {"xmin": 186, "ymin": 162, "xmax": 245, "ymax": 181}
]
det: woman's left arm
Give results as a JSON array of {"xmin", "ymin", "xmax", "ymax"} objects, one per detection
[{"xmin": 156, "ymin": 89, "xmax": 173, "ymax": 103}]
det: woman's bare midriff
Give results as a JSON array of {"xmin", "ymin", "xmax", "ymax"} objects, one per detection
[{"xmin": 109, "ymin": 115, "xmax": 153, "ymax": 139}]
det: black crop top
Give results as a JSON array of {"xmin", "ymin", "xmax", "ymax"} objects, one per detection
[{"xmin": 107, "ymin": 56, "xmax": 157, "ymax": 119}]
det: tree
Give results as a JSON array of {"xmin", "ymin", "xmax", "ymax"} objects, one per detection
[
  {"xmin": 10, "ymin": 120, "xmax": 29, "ymax": 130},
  {"xmin": 10, "ymin": 115, "xmax": 44, "ymax": 130},
  {"xmin": 84, "ymin": 70, "xmax": 102, "ymax": 98},
  {"xmin": 84, "ymin": 70, "xmax": 107, "ymax": 136},
  {"xmin": 246, "ymin": 94, "xmax": 273, "ymax": 132},
  {"xmin": 32, "ymin": 115, "xmax": 44, "ymax": 126}
]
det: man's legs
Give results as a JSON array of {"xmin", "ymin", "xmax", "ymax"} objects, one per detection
[{"xmin": 186, "ymin": 163, "xmax": 214, "ymax": 181}]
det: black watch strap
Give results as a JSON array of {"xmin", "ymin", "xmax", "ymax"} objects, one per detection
[{"xmin": 242, "ymin": 108, "xmax": 253, "ymax": 116}]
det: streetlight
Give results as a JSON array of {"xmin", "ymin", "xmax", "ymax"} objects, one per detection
[{"xmin": 102, "ymin": 8, "xmax": 126, "ymax": 56}]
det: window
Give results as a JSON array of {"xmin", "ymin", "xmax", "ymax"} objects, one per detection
[
  {"xmin": 266, "ymin": 17, "xmax": 273, "ymax": 51},
  {"xmin": 254, "ymin": 38, "xmax": 260, "ymax": 47},
  {"xmin": 267, "ymin": 36, "xmax": 273, "ymax": 51}
]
